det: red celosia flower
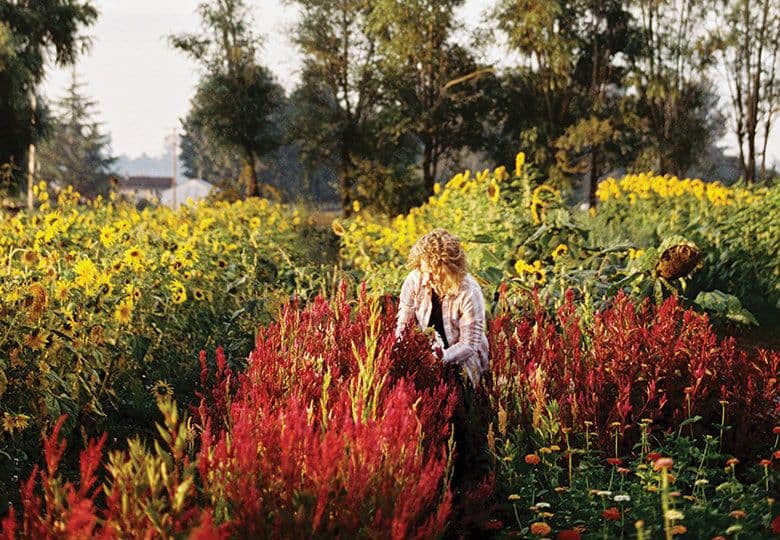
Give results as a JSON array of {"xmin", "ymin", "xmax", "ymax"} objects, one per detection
[
  {"xmin": 525, "ymin": 454, "xmax": 541, "ymax": 465},
  {"xmin": 759, "ymin": 459, "xmax": 772, "ymax": 467},
  {"xmin": 557, "ymin": 529, "xmax": 582, "ymax": 540},
  {"xmin": 607, "ymin": 457, "xmax": 622, "ymax": 466},
  {"xmin": 774, "ymin": 450, "xmax": 780, "ymax": 460},
  {"xmin": 773, "ymin": 426, "xmax": 780, "ymax": 435},
  {"xmin": 726, "ymin": 457, "xmax": 739, "ymax": 467},
  {"xmin": 771, "ymin": 515, "xmax": 780, "ymax": 534},
  {"xmin": 530, "ymin": 522, "xmax": 552, "ymax": 536},
  {"xmin": 646, "ymin": 452, "xmax": 662, "ymax": 462},
  {"xmin": 730, "ymin": 510, "xmax": 746, "ymax": 519},
  {"xmin": 602, "ymin": 507, "xmax": 621, "ymax": 521},
  {"xmin": 617, "ymin": 467, "xmax": 631, "ymax": 475}
]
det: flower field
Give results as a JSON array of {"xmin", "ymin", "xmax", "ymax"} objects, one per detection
[
  {"xmin": 1, "ymin": 160, "xmax": 779, "ymax": 538},
  {"xmin": 591, "ymin": 173, "xmax": 780, "ymax": 311},
  {"xmin": 0, "ymin": 184, "xmax": 334, "ymax": 506}
]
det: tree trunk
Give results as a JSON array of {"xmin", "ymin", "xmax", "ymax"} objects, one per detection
[
  {"xmin": 338, "ymin": 124, "xmax": 356, "ymax": 216},
  {"xmin": 241, "ymin": 155, "xmax": 257, "ymax": 198},
  {"xmin": 589, "ymin": 146, "xmax": 600, "ymax": 208},
  {"xmin": 422, "ymin": 140, "xmax": 435, "ymax": 196}
]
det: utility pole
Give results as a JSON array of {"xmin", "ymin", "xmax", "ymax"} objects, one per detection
[{"xmin": 27, "ymin": 90, "xmax": 36, "ymax": 211}]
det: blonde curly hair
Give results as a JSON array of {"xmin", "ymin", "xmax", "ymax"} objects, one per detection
[{"xmin": 407, "ymin": 228, "xmax": 467, "ymax": 296}]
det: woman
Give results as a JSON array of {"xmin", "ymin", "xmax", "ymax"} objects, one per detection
[{"xmin": 395, "ymin": 228, "xmax": 489, "ymax": 386}]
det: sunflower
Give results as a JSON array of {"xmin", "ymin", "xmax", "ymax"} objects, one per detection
[
  {"xmin": 74, "ymin": 258, "xmax": 98, "ymax": 289},
  {"xmin": 151, "ymin": 380, "xmax": 174, "ymax": 403},
  {"xmin": 2, "ymin": 413, "xmax": 16, "ymax": 434},
  {"xmin": 21, "ymin": 249, "xmax": 39, "ymax": 266},
  {"xmin": 332, "ymin": 219, "xmax": 346, "ymax": 236},
  {"xmin": 169, "ymin": 280, "xmax": 187, "ymax": 304},
  {"xmin": 123, "ymin": 246, "xmax": 145, "ymax": 272},
  {"xmin": 114, "ymin": 299, "xmax": 134, "ymax": 325},
  {"xmin": 25, "ymin": 282, "xmax": 48, "ymax": 320},
  {"xmin": 217, "ymin": 259, "xmax": 228, "ymax": 270},
  {"xmin": 487, "ymin": 181, "xmax": 500, "ymax": 203},
  {"xmin": 53, "ymin": 280, "xmax": 71, "ymax": 302},
  {"xmin": 24, "ymin": 331, "xmax": 48, "ymax": 350},
  {"xmin": 99, "ymin": 225, "xmax": 116, "ymax": 247},
  {"xmin": 89, "ymin": 325, "xmax": 105, "ymax": 345},
  {"xmin": 12, "ymin": 413, "xmax": 29, "ymax": 431},
  {"xmin": 193, "ymin": 289, "xmax": 205, "ymax": 301},
  {"xmin": 551, "ymin": 243, "xmax": 569, "ymax": 259},
  {"xmin": 124, "ymin": 284, "xmax": 142, "ymax": 302},
  {"xmin": 514, "ymin": 151, "xmax": 525, "ymax": 176}
]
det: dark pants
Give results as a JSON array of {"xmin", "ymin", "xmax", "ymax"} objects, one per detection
[{"xmin": 450, "ymin": 370, "xmax": 492, "ymax": 494}]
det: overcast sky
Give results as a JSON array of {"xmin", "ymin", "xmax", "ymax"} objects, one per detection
[{"xmin": 41, "ymin": 0, "xmax": 779, "ymax": 169}]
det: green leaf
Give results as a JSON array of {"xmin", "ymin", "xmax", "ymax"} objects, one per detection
[
  {"xmin": 694, "ymin": 290, "xmax": 759, "ymax": 326},
  {"xmin": 477, "ymin": 266, "xmax": 504, "ymax": 285},
  {"xmin": 678, "ymin": 415, "xmax": 702, "ymax": 428},
  {"xmin": 130, "ymin": 335, "xmax": 152, "ymax": 363},
  {"xmin": 467, "ymin": 233, "xmax": 496, "ymax": 243}
]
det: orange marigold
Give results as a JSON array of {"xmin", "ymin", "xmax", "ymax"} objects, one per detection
[
  {"xmin": 525, "ymin": 453, "xmax": 541, "ymax": 465},
  {"xmin": 530, "ymin": 522, "xmax": 552, "ymax": 536}
]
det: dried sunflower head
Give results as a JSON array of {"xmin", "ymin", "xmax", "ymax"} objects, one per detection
[{"xmin": 655, "ymin": 237, "xmax": 703, "ymax": 280}]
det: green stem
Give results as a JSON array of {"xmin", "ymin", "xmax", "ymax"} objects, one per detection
[{"xmin": 661, "ymin": 469, "xmax": 672, "ymax": 540}]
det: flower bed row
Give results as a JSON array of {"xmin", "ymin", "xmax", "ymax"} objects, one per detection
[{"xmin": 2, "ymin": 286, "xmax": 777, "ymax": 538}]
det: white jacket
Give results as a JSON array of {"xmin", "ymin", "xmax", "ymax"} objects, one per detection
[{"xmin": 395, "ymin": 269, "xmax": 490, "ymax": 385}]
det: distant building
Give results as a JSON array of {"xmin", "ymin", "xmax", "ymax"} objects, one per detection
[
  {"xmin": 115, "ymin": 176, "xmax": 173, "ymax": 203},
  {"xmin": 160, "ymin": 178, "xmax": 215, "ymax": 209}
]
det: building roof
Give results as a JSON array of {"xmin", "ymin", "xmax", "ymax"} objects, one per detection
[{"xmin": 118, "ymin": 176, "xmax": 174, "ymax": 190}]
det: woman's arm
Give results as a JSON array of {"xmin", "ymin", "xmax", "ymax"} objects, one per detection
[
  {"xmin": 395, "ymin": 271, "xmax": 418, "ymax": 338},
  {"xmin": 442, "ymin": 284, "xmax": 486, "ymax": 366}
]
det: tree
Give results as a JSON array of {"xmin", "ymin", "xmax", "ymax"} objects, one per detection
[
  {"xmin": 37, "ymin": 70, "xmax": 115, "ymax": 197},
  {"xmin": 715, "ymin": 0, "xmax": 780, "ymax": 182},
  {"xmin": 287, "ymin": 0, "xmax": 385, "ymax": 213},
  {"xmin": 625, "ymin": 0, "xmax": 722, "ymax": 177},
  {"xmin": 170, "ymin": 0, "xmax": 284, "ymax": 197},
  {"xmin": 181, "ymin": 98, "xmax": 332, "ymax": 204},
  {"xmin": 369, "ymin": 0, "xmax": 494, "ymax": 196},
  {"xmin": 0, "ymin": 1, "xmax": 98, "ymax": 192},
  {"xmin": 178, "ymin": 111, "xmax": 242, "ymax": 183},
  {"xmin": 491, "ymin": 0, "xmax": 638, "ymax": 205}
]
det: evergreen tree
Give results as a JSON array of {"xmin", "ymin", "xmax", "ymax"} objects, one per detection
[
  {"xmin": 37, "ymin": 70, "xmax": 115, "ymax": 197},
  {"xmin": 0, "ymin": 1, "xmax": 98, "ymax": 192}
]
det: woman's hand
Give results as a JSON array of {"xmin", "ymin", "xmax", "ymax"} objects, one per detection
[{"xmin": 423, "ymin": 326, "xmax": 445, "ymax": 359}]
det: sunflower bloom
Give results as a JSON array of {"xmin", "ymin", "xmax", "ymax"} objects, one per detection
[
  {"xmin": 114, "ymin": 298, "xmax": 134, "ymax": 325},
  {"xmin": 151, "ymin": 380, "xmax": 174, "ymax": 403},
  {"xmin": 169, "ymin": 280, "xmax": 187, "ymax": 304}
]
